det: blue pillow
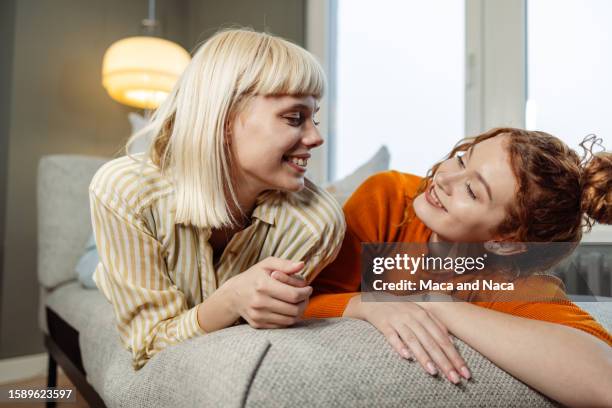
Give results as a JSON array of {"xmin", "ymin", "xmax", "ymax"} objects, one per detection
[{"xmin": 75, "ymin": 233, "xmax": 99, "ymax": 289}]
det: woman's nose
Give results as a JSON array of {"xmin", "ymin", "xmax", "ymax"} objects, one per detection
[
  {"xmin": 302, "ymin": 126, "xmax": 324, "ymax": 149},
  {"xmin": 435, "ymin": 171, "xmax": 455, "ymax": 195}
]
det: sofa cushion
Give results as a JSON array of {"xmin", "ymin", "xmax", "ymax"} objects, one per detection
[
  {"xmin": 45, "ymin": 281, "xmax": 109, "ymax": 333},
  {"xmin": 78, "ymin": 295, "xmax": 273, "ymax": 408},
  {"xmin": 243, "ymin": 319, "xmax": 556, "ymax": 408},
  {"xmin": 47, "ymin": 283, "xmax": 612, "ymax": 407},
  {"xmin": 37, "ymin": 155, "xmax": 108, "ymax": 290}
]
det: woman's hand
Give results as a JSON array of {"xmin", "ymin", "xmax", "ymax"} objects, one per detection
[
  {"xmin": 224, "ymin": 257, "xmax": 312, "ymax": 329},
  {"xmin": 345, "ymin": 296, "xmax": 471, "ymax": 384}
]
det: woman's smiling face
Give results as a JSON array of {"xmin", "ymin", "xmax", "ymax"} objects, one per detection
[
  {"xmin": 229, "ymin": 94, "xmax": 323, "ymax": 194},
  {"xmin": 413, "ymin": 134, "xmax": 518, "ymax": 242}
]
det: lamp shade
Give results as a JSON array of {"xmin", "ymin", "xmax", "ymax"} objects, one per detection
[{"xmin": 102, "ymin": 36, "xmax": 190, "ymax": 109}]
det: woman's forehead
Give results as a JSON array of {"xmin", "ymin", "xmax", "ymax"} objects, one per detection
[{"xmin": 473, "ymin": 135, "xmax": 517, "ymax": 205}]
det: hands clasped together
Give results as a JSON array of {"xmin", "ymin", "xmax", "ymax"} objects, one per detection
[{"xmin": 224, "ymin": 257, "xmax": 311, "ymax": 329}]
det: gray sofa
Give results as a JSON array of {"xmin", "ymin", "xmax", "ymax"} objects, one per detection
[{"xmin": 37, "ymin": 155, "xmax": 612, "ymax": 408}]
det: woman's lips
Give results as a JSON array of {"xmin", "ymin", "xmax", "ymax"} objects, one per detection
[
  {"xmin": 425, "ymin": 184, "xmax": 447, "ymax": 211},
  {"xmin": 283, "ymin": 156, "xmax": 307, "ymax": 173}
]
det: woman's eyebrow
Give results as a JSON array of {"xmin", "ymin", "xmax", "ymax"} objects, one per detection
[{"xmin": 467, "ymin": 145, "xmax": 493, "ymax": 201}]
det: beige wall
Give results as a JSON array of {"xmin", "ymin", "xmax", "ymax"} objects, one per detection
[
  {"xmin": 187, "ymin": 0, "xmax": 304, "ymax": 49},
  {"xmin": 0, "ymin": 1, "xmax": 16, "ymax": 339},
  {"xmin": 0, "ymin": 0, "xmax": 304, "ymax": 359}
]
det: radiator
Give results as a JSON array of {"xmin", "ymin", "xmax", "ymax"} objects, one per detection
[{"xmin": 551, "ymin": 243, "xmax": 612, "ymax": 298}]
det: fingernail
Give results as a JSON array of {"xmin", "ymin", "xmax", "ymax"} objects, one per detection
[
  {"xmin": 401, "ymin": 349, "xmax": 411, "ymax": 359},
  {"xmin": 449, "ymin": 335, "xmax": 454, "ymax": 343},
  {"xmin": 460, "ymin": 366, "xmax": 471, "ymax": 380},
  {"xmin": 448, "ymin": 370, "xmax": 460, "ymax": 384},
  {"xmin": 426, "ymin": 362, "xmax": 438, "ymax": 376}
]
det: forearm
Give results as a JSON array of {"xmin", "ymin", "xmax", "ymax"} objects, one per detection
[
  {"xmin": 196, "ymin": 284, "xmax": 240, "ymax": 333},
  {"xmin": 424, "ymin": 301, "xmax": 612, "ymax": 407},
  {"xmin": 342, "ymin": 294, "xmax": 363, "ymax": 318}
]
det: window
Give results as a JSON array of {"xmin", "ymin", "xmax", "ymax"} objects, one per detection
[
  {"xmin": 332, "ymin": 0, "xmax": 466, "ymax": 180},
  {"xmin": 527, "ymin": 0, "xmax": 612, "ymax": 149}
]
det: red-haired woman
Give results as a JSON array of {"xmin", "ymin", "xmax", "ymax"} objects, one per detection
[{"xmin": 275, "ymin": 128, "xmax": 612, "ymax": 406}]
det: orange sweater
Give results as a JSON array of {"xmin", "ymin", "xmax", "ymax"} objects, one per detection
[{"xmin": 305, "ymin": 171, "xmax": 612, "ymax": 346}]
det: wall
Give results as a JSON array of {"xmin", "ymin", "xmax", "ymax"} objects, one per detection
[
  {"xmin": 187, "ymin": 0, "xmax": 304, "ymax": 51},
  {"xmin": 0, "ymin": 0, "xmax": 305, "ymax": 359},
  {"xmin": 0, "ymin": 0, "xmax": 17, "ymax": 342},
  {"xmin": 0, "ymin": 0, "xmax": 188, "ymax": 359}
]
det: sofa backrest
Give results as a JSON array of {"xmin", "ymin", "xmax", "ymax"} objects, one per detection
[{"xmin": 37, "ymin": 155, "xmax": 109, "ymax": 290}]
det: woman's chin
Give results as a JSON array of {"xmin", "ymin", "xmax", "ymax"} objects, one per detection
[
  {"xmin": 414, "ymin": 195, "xmax": 447, "ymax": 235},
  {"xmin": 284, "ymin": 179, "xmax": 305, "ymax": 192},
  {"xmin": 272, "ymin": 176, "xmax": 305, "ymax": 193},
  {"xmin": 413, "ymin": 194, "xmax": 429, "ymax": 220}
]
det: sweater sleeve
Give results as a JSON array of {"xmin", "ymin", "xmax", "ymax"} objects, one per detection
[
  {"xmin": 473, "ymin": 275, "xmax": 612, "ymax": 346},
  {"xmin": 475, "ymin": 300, "xmax": 612, "ymax": 346},
  {"xmin": 473, "ymin": 280, "xmax": 611, "ymax": 346},
  {"xmin": 305, "ymin": 172, "xmax": 409, "ymax": 318}
]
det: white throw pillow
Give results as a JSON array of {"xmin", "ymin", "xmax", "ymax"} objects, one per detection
[{"xmin": 324, "ymin": 146, "xmax": 390, "ymax": 205}]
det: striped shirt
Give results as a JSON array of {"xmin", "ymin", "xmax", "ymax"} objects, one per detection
[{"xmin": 89, "ymin": 153, "xmax": 346, "ymax": 370}]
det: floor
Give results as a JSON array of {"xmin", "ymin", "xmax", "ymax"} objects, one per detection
[{"xmin": 0, "ymin": 371, "xmax": 89, "ymax": 408}]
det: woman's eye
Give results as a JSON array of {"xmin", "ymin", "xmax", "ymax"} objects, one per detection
[
  {"xmin": 285, "ymin": 114, "xmax": 304, "ymax": 127},
  {"xmin": 456, "ymin": 153, "xmax": 476, "ymax": 199},
  {"xmin": 313, "ymin": 117, "xmax": 320, "ymax": 126},
  {"xmin": 466, "ymin": 182, "xmax": 477, "ymax": 200},
  {"xmin": 457, "ymin": 153, "xmax": 476, "ymax": 199}
]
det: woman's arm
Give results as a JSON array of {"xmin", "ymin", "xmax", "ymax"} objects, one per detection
[{"xmin": 423, "ymin": 301, "xmax": 612, "ymax": 407}]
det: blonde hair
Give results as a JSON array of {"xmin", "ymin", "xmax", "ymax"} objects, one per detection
[{"xmin": 125, "ymin": 28, "xmax": 326, "ymax": 228}]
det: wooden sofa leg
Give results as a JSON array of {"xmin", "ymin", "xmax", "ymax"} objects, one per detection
[{"xmin": 47, "ymin": 353, "xmax": 57, "ymax": 408}]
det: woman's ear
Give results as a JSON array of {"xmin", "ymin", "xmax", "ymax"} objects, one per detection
[{"xmin": 483, "ymin": 240, "xmax": 527, "ymax": 256}]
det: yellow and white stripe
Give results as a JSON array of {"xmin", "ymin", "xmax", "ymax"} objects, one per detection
[{"xmin": 89, "ymin": 153, "xmax": 345, "ymax": 370}]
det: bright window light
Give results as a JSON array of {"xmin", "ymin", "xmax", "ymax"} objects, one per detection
[{"xmin": 334, "ymin": 0, "xmax": 465, "ymax": 179}]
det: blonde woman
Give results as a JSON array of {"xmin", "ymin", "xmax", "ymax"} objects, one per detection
[{"xmin": 89, "ymin": 29, "xmax": 345, "ymax": 370}]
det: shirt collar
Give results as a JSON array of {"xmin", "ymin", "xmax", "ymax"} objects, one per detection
[{"xmin": 251, "ymin": 190, "xmax": 281, "ymax": 226}]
